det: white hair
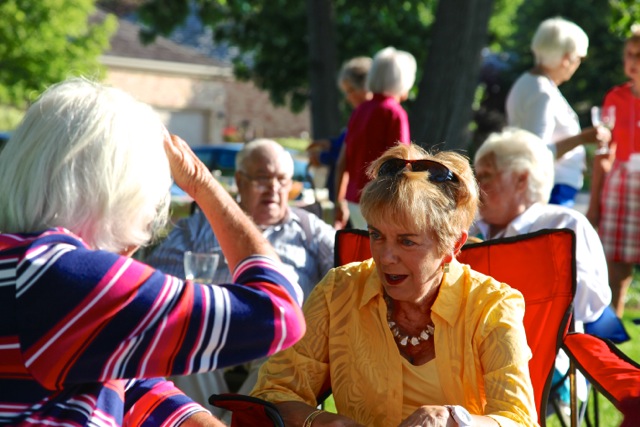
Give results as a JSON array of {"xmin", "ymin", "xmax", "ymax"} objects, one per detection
[
  {"xmin": 235, "ymin": 138, "xmax": 294, "ymax": 177},
  {"xmin": 0, "ymin": 78, "xmax": 171, "ymax": 252},
  {"xmin": 531, "ymin": 17, "xmax": 589, "ymax": 68},
  {"xmin": 475, "ymin": 127, "xmax": 555, "ymax": 204},
  {"xmin": 366, "ymin": 46, "xmax": 417, "ymax": 97}
]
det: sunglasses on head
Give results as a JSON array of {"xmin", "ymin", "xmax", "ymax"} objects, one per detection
[{"xmin": 377, "ymin": 158, "xmax": 458, "ymax": 183}]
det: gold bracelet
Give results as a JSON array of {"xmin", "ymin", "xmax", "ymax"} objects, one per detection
[{"xmin": 302, "ymin": 409, "xmax": 324, "ymax": 427}]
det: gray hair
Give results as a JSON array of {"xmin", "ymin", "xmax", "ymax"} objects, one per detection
[
  {"xmin": 337, "ymin": 56, "xmax": 372, "ymax": 91},
  {"xmin": 0, "ymin": 78, "xmax": 171, "ymax": 252},
  {"xmin": 474, "ymin": 127, "xmax": 554, "ymax": 204},
  {"xmin": 366, "ymin": 46, "xmax": 417, "ymax": 97},
  {"xmin": 235, "ymin": 138, "xmax": 294, "ymax": 177},
  {"xmin": 531, "ymin": 17, "xmax": 589, "ymax": 68}
]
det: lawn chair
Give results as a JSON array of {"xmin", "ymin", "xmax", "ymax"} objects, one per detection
[
  {"xmin": 565, "ymin": 305, "xmax": 631, "ymax": 427},
  {"xmin": 563, "ymin": 332, "xmax": 640, "ymax": 427},
  {"xmin": 210, "ymin": 228, "xmax": 578, "ymax": 427}
]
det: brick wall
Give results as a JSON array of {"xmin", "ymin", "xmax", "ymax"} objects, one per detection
[
  {"xmin": 106, "ymin": 67, "xmax": 311, "ymax": 145},
  {"xmin": 224, "ymin": 79, "xmax": 311, "ymax": 140}
]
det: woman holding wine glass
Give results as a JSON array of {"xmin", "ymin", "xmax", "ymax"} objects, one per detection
[
  {"xmin": 587, "ymin": 25, "xmax": 640, "ymax": 317},
  {"xmin": 506, "ymin": 17, "xmax": 611, "ymax": 207}
]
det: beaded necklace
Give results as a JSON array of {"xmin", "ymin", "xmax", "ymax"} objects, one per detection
[{"xmin": 384, "ymin": 295, "xmax": 435, "ymax": 346}]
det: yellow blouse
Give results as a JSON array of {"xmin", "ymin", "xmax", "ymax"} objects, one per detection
[
  {"xmin": 402, "ymin": 359, "xmax": 445, "ymax": 418},
  {"xmin": 251, "ymin": 258, "xmax": 539, "ymax": 427}
]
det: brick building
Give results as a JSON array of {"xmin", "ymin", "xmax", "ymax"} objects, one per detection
[{"xmin": 101, "ymin": 12, "xmax": 310, "ymax": 146}]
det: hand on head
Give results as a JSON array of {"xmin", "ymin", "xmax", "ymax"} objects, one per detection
[{"xmin": 163, "ymin": 130, "xmax": 216, "ymax": 199}]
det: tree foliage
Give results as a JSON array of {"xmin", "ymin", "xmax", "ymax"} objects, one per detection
[
  {"xmin": 0, "ymin": 0, "xmax": 116, "ymax": 107},
  {"xmin": 138, "ymin": 0, "xmax": 436, "ymax": 116}
]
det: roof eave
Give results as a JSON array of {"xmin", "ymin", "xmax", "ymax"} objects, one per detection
[{"xmin": 100, "ymin": 55, "xmax": 234, "ymax": 80}]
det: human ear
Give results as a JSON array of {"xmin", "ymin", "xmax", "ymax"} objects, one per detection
[{"xmin": 443, "ymin": 231, "xmax": 469, "ymax": 265}]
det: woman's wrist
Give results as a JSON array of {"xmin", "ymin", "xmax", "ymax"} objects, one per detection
[{"xmin": 302, "ymin": 409, "xmax": 325, "ymax": 427}]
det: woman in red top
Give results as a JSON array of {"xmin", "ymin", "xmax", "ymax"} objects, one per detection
[
  {"xmin": 587, "ymin": 26, "xmax": 640, "ymax": 316},
  {"xmin": 334, "ymin": 46, "xmax": 417, "ymax": 230}
]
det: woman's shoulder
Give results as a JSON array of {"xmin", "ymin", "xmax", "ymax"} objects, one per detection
[
  {"xmin": 463, "ymin": 264, "xmax": 525, "ymax": 305},
  {"xmin": 512, "ymin": 72, "xmax": 552, "ymax": 91},
  {"xmin": 1, "ymin": 227, "xmax": 86, "ymax": 253},
  {"xmin": 606, "ymin": 82, "xmax": 632, "ymax": 101},
  {"xmin": 508, "ymin": 73, "xmax": 554, "ymax": 106},
  {"xmin": 319, "ymin": 259, "xmax": 378, "ymax": 301}
]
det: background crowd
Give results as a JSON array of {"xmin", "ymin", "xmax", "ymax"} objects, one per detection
[{"xmin": 0, "ymin": 12, "xmax": 638, "ymax": 427}]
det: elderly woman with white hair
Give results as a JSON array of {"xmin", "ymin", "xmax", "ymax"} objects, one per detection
[
  {"xmin": 0, "ymin": 78, "xmax": 305, "ymax": 426},
  {"xmin": 334, "ymin": 46, "xmax": 417, "ymax": 229},
  {"xmin": 506, "ymin": 17, "xmax": 610, "ymax": 207},
  {"xmin": 470, "ymin": 127, "xmax": 611, "ymax": 411}
]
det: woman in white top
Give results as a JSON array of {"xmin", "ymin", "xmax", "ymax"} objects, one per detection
[{"xmin": 506, "ymin": 17, "xmax": 610, "ymax": 206}]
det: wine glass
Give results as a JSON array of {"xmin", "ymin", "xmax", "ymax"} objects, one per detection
[
  {"xmin": 591, "ymin": 105, "xmax": 616, "ymax": 155},
  {"xmin": 184, "ymin": 251, "xmax": 220, "ymax": 283}
]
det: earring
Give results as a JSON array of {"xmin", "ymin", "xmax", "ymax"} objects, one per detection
[{"xmin": 443, "ymin": 263, "xmax": 450, "ymax": 273}]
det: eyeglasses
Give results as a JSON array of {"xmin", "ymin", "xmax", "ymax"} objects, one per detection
[
  {"xmin": 377, "ymin": 158, "xmax": 458, "ymax": 183},
  {"xmin": 239, "ymin": 171, "xmax": 292, "ymax": 191}
]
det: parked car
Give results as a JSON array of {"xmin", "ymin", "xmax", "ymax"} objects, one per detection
[
  {"xmin": 192, "ymin": 143, "xmax": 245, "ymax": 176},
  {"xmin": 0, "ymin": 131, "xmax": 11, "ymax": 153}
]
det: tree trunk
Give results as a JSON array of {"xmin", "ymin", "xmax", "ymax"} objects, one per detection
[
  {"xmin": 410, "ymin": 0, "xmax": 495, "ymax": 151},
  {"xmin": 306, "ymin": 0, "xmax": 341, "ymax": 139}
]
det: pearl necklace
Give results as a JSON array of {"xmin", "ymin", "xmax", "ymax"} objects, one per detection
[{"xmin": 385, "ymin": 295, "xmax": 435, "ymax": 346}]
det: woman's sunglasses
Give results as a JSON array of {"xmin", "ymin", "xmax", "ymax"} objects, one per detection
[{"xmin": 377, "ymin": 158, "xmax": 458, "ymax": 183}]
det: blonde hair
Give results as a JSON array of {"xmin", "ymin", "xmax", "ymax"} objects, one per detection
[
  {"xmin": 360, "ymin": 144, "xmax": 478, "ymax": 256},
  {"xmin": 0, "ymin": 78, "xmax": 171, "ymax": 252}
]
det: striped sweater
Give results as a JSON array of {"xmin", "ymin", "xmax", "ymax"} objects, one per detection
[{"xmin": 0, "ymin": 228, "xmax": 305, "ymax": 426}]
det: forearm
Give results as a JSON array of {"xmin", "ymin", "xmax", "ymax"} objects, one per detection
[
  {"xmin": 553, "ymin": 133, "xmax": 588, "ymax": 159},
  {"xmin": 180, "ymin": 411, "xmax": 227, "ymax": 427},
  {"xmin": 195, "ymin": 178, "xmax": 278, "ymax": 270},
  {"xmin": 276, "ymin": 401, "xmax": 363, "ymax": 427},
  {"xmin": 587, "ymin": 154, "xmax": 609, "ymax": 212},
  {"xmin": 334, "ymin": 146, "xmax": 348, "ymax": 202},
  {"xmin": 554, "ymin": 126, "xmax": 609, "ymax": 159},
  {"xmin": 164, "ymin": 133, "xmax": 279, "ymax": 271},
  {"xmin": 472, "ymin": 415, "xmax": 501, "ymax": 426}
]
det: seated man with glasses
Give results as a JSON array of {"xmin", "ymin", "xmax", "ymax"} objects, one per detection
[{"xmin": 147, "ymin": 138, "xmax": 335, "ymax": 414}]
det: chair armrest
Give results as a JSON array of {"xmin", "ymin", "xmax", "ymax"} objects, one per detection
[
  {"xmin": 209, "ymin": 393, "xmax": 284, "ymax": 427},
  {"xmin": 562, "ymin": 332, "xmax": 640, "ymax": 410}
]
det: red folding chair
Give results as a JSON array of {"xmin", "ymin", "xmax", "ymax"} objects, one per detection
[
  {"xmin": 211, "ymin": 228, "xmax": 577, "ymax": 427},
  {"xmin": 563, "ymin": 332, "xmax": 640, "ymax": 427}
]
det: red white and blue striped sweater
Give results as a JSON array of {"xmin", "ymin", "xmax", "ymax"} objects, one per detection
[{"xmin": 0, "ymin": 228, "xmax": 305, "ymax": 426}]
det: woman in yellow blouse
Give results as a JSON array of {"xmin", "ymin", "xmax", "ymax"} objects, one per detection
[{"xmin": 251, "ymin": 144, "xmax": 538, "ymax": 427}]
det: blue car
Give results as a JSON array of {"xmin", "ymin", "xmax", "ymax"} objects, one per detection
[
  {"xmin": 171, "ymin": 143, "xmax": 309, "ymax": 198},
  {"xmin": 0, "ymin": 131, "xmax": 11, "ymax": 153}
]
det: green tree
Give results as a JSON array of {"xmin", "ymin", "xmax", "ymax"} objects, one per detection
[
  {"xmin": 139, "ymin": 1, "xmax": 527, "ymax": 148},
  {"xmin": 0, "ymin": 0, "xmax": 117, "ymax": 107},
  {"xmin": 137, "ymin": 0, "xmax": 436, "ymax": 139}
]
